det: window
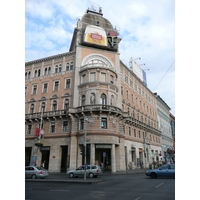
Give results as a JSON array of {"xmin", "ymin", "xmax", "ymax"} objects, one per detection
[
  {"xmin": 139, "ymin": 130, "xmax": 141, "ymax": 138},
  {"xmin": 25, "ymin": 86, "xmax": 27, "ymax": 96},
  {"xmin": 110, "ymin": 95, "xmax": 114, "ymax": 106},
  {"xmin": 132, "ymin": 110, "xmax": 135, "ymax": 118},
  {"xmin": 101, "ymin": 73, "xmax": 106, "ymax": 82},
  {"xmin": 101, "ymin": 94, "xmax": 106, "ymax": 105},
  {"xmin": 143, "ymin": 103, "xmax": 145, "ymax": 111},
  {"xmin": 150, "ymin": 134, "xmax": 152, "ymax": 141},
  {"xmin": 64, "ymin": 99, "xmax": 69, "ymax": 109},
  {"xmin": 48, "ymin": 67, "xmax": 51, "ymax": 75},
  {"xmin": 52, "ymin": 100, "xmax": 57, "ymax": 111},
  {"xmin": 141, "ymin": 115, "xmax": 143, "ymax": 122},
  {"xmin": 30, "ymin": 104, "xmax": 34, "ymax": 114},
  {"xmin": 54, "ymin": 81, "xmax": 59, "ymax": 91},
  {"xmin": 41, "ymin": 102, "xmax": 45, "ymax": 113},
  {"xmin": 125, "ymin": 75, "xmax": 128, "ymax": 83},
  {"xmin": 80, "ymin": 119, "xmax": 84, "ymax": 130},
  {"xmin": 140, "ymin": 100, "xmax": 142, "ymax": 108},
  {"xmin": 25, "ymin": 72, "xmax": 27, "ymax": 80},
  {"xmin": 82, "ymin": 95, "xmax": 85, "ymax": 106},
  {"xmin": 101, "ymin": 118, "xmax": 107, "ymax": 129},
  {"xmin": 134, "ymin": 129, "xmax": 136, "ymax": 137},
  {"xmin": 110, "ymin": 75, "xmax": 114, "ymax": 84},
  {"xmin": 131, "ymin": 94, "xmax": 134, "ymax": 102},
  {"xmin": 59, "ymin": 64, "xmax": 62, "ymax": 72},
  {"xmin": 123, "ymin": 125, "xmax": 125, "ymax": 134},
  {"xmin": 126, "ymin": 90, "xmax": 129, "ymax": 99},
  {"xmin": 130, "ymin": 80, "xmax": 133, "ymax": 87},
  {"xmin": 82, "ymin": 74, "xmax": 86, "ymax": 83},
  {"xmin": 70, "ymin": 62, "xmax": 73, "ymax": 70},
  {"xmin": 55, "ymin": 65, "xmax": 58, "ymax": 73},
  {"xmin": 27, "ymin": 125, "xmax": 32, "ymax": 134},
  {"xmin": 34, "ymin": 70, "xmax": 37, "ymax": 78},
  {"xmin": 127, "ymin": 107, "xmax": 130, "ymax": 116},
  {"xmin": 44, "ymin": 68, "xmax": 47, "ymax": 75},
  {"xmin": 51, "ymin": 122, "xmax": 55, "ymax": 133},
  {"xmin": 129, "ymin": 127, "xmax": 131, "ymax": 136},
  {"xmin": 33, "ymin": 85, "xmax": 37, "ymax": 95},
  {"xmin": 147, "ymin": 105, "xmax": 149, "ymax": 113},
  {"xmin": 43, "ymin": 83, "xmax": 48, "ymax": 93},
  {"xmin": 122, "ymin": 104, "xmax": 124, "ymax": 111},
  {"xmin": 136, "ymin": 97, "xmax": 138, "ymax": 106},
  {"xmin": 137, "ymin": 112, "xmax": 139, "ymax": 120},
  {"xmin": 66, "ymin": 79, "xmax": 71, "ymax": 89},
  {"xmin": 121, "ymin": 86, "xmax": 123, "ymax": 95},
  {"xmin": 28, "ymin": 71, "xmax": 31, "ymax": 79},
  {"xmin": 63, "ymin": 121, "xmax": 68, "ymax": 132},
  {"xmin": 90, "ymin": 72, "xmax": 96, "ymax": 82},
  {"xmin": 38, "ymin": 69, "xmax": 40, "ymax": 77},
  {"xmin": 66, "ymin": 63, "xmax": 69, "ymax": 71}
]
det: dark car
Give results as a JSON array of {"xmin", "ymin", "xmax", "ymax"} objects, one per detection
[{"xmin": 146, "ymin": 164, "xmax": 175, "ymax": 178}]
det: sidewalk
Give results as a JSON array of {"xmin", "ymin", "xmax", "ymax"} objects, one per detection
[{"xmin": 25, "ymin": 168, "xmax": 146, "ymax": 184}]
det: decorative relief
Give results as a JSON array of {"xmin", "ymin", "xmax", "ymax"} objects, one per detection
[
  {"xmin": 112, "ymin": 118, "xmax": 117, "ymax": 128},
  {"xmin": 88, "ymin": 117, "xmax": 95, "ymax": 127}
]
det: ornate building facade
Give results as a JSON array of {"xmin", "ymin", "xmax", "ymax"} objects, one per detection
[{"xmin": 25, "ymin": 9, "xmax": 162, "ymax": 172}]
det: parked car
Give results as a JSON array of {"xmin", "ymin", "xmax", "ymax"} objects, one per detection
[
  {"xmin": 25, "ymin": 166, "xmax": 49, "ymax": 179},
  {"xmin": 67, "ymin": 165, "xmax": 101, "ymax": 178},
  {"xmin": 146, "ymin": 164, "xmax": 175, "ymax": 178}
]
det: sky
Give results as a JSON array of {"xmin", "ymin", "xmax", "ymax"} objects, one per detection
[{"xmin": 25, "ymin": 0, "xmax": 175, "ymax": 115}]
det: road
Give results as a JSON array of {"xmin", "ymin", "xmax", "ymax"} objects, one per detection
[{"xmin": 25, "ymin": 173, "xmax": 175, "ymax": 200}]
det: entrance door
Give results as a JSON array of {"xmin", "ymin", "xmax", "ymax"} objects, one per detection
[
  {"xmin": 61, "ymin": 146, "xmax": 68, "ymax": 172},
  {"xmin": 41, "ymin": 147, "xmax": 50, "ymax": 170},
  {"xmin": 25, "ymin": 147, "xmax": 32, "ymax": 166},
  {"xmin": 95, "ymin": 148, "xmax": 111, "ymax": 170}
]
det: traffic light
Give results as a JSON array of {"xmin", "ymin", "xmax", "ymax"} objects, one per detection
[
  {"xmin": 87, "ymin": 144, "xmax": 91, "ymax": 155},
  {"xmin": 80, "ymin": 145, "xmax": 85, "ymax": 156}
]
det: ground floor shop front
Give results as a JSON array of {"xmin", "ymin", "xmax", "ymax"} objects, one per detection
[{"xmin": 25, "ymin": 135, "xmax": 162, "ymax": 172}]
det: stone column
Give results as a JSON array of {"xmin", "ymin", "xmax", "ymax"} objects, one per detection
[
  {"xmin": 111, "ymin": 144, "xmax": 116, "ymax": 172},
  {"xmin": 68, "ymin": 136, "xmax": 77, "ymax": 171},
  {"xmin": 135, "ymin": 148, "xmax": 139, "ymax": 168},
  {"xmin": 90, "ymin": 143, "xmax": 95, "ymax": 165}
]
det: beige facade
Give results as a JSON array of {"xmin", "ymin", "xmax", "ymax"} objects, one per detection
[{"xmin": 25, "ymin": 9, "xmax": 162, "ymax": 172}]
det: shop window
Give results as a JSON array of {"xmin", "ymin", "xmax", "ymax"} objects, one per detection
[{"xmin": 101, "ymin": 118, "xmax": 107, "ymax": 129}]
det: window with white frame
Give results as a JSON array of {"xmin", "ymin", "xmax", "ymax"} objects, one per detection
[
  {"xmin": 82, "ymin": 74, "xmax": 86, "ymax": 83},
  {"xmin": 44, "ymin": 68, "xmax": 47, "ymax": 75},
  {"xmin": 110, "ymin": 75, "xmax": 114, "ymax": 84},
  {"xmin": 27, "ymin": 125, "xmax": 32, "ymax": 134},
  {"xmin": 59, "ymin": 64, "xmax": 62, "ymax": 72},
  {"xmin": 66, "ymin": 79, "xmax": 71, "ymax": 89},
  {"xmin": 41, "ymin": 102, "xmax": 46, "ymax": 113},
  {"xmin": 54, "ymin": 81, "xmax": 59, "ymax": 91},
  {"xmin": 55, "ymin": 65, "xmax": 58, "ymax": 73},
  {"xmin": 52, "ymin": 100, "xmax": 57, "ymax": 111},
  {"xmin": 63, "ymin": 121, "xmax": 68, "ymax": 132},
  {"xmin": 101, "ymin": 72, "xmax": 106, "ymax": 82},
  {"xmin": 32, "ymin": 85, "xmax": 37, "ymax": 95},
  {"xmin": 48, "ymin": 67, "xmax": 51, "ymax": 75},
  {"xmin": 34, "ymin": 70, "xmax": 37, "ymax": 78},
  {"xmin": 66, "ymin": 63, "xmax": 69, "ymax": 71},
  {"xmin": 131, "ymin": 94, "xmax": 134, "ymax": 102},
  {"xmin": 126, "ymin": 90, "xmax": 129, "ymax": 99},
  {"xmin": 38, "ymin": 69, "xmax": 40, "ymax": 77},
  {"xmin": 101, "ymin": 118, "xmax": 107, "ymax": 129},
  {"xmin": 70, "ymin": 62, "xmax": 73, "ymax": 70},
  {"xmin": 90, "ymin": 72, "xmax": 96, "ymax": 81},
  {"xmin": 129, "ymin": 127, "xmax": 131, "ymax": 136},
  {"xmin": 134, "ymin": 129, "xmax": 136, "ymax": 137},
  {"xmin": 30, "ymin": 104, "xmax": 34, "ymax": 114},
  {"xmin": 28, "ymin": 71, "xmax": 31, "ymax": 79},
  {"xmin": 82, "ymin": 95, "xmax": 85, "ymax": 106},
  {"xmin": 64, "ymin": 99, "xmax": 69, "ymax": 109},
  {"xmin": 43, "ymin": 83, "xmax": 48, "ymax": 93}
]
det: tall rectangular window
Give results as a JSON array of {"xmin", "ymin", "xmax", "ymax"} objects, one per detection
[
  {"xmin": 110, "ymin": 75, "xmax": 114, "ymax": 84},
  {"xmin": 90, "ymin": 72, "xmax": 96, "ymax": 82},
  {"xmin": 54, "ymin": 81, "xmax": 59, "ymax": 91},
  {"xmin": 33, "ymin": 85, "xmax": 37, "ymax": 95},
  {"xmin": 139, "ymin": 130, "xmax": 141, "ymax": 138},
  {"xmin": 43, "ymin": 83, "xmax": 48, "ymax": 93},
  {"xmin": 134, "ymin": 129, "xmax": 136, "ymax": 137},
  {"xmin": 129, "ymin": 127, "xmax": 131, "ymax": 136},
  {"xmin": 82, "ymin": 74, "xmax": 86, "ymax": 83},
  {"xmin": 101, "ymin": 73, "xmax": 106, "ymax": 82},
  {"xmin": 101, "ymin": 118, "xmax": 107, "ymax": 129},
  {"xmin": 66, "ymin": 79, "xmax": 71, "ymax": 89},
  {"xmin": 27, "ymin": 125, "xmax": 32, "ymax": 134},
  {"xmin": 126, "ymin": 90, "xmax": 129, "ymax": 99},
  {"xmin": 25, "ymin": 86, "xmax": 27, "ymax": 96},
  {"xmin": 63, "ymin": 121, "xmax": 68, "ymax": 132},
  {"xmin": 51, "ymin": 122, "xmax": 55, "ymax": 133}
]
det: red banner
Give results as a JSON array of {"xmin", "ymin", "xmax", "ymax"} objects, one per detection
[
  {"xmin": 90, "ymin": 33, "xmax": 102, "ymax": 40},
  {"xmin": 35, "ymin": 128, "xmax": 40, "ymax": 137}
]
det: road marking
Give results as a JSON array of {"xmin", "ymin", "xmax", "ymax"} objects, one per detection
[
  {"xmin": 91, "ymin": 191, "xmax": 105, "ymax": 194},
  {"xmin": 156, "ymin": 182, "xmax": 164, "ymax": 188},
  {"xmin": 50, "ymin": 190, "xmax": 70, "ymax": 192},
  {"xmin": 135, "ymin": 197, "xmax": 141, "ymax": 200}
]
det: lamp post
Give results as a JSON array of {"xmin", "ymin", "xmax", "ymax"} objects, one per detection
[{"xmin": 84, "ymin": 117, "xmax": 88, "ymax": 181}]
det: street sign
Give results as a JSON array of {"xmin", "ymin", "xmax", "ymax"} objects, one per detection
[
  {"xmin": 86, "ymin": 136, "xmax": 90, "ymax": 142},
  {"xmin": 103, "ymin": 152, "xmax": 106, "ymax": 157}
]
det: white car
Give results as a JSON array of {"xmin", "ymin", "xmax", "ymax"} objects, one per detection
[
  {"xmin": 25, "ymin": 166, "xmax": 49, "ymax": 179},
  {"xmin": 67, "ymin": 165, "xmax": 101, "ymax": 178}
]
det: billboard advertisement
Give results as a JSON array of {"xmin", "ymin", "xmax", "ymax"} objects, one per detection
[{"xmin": 84, "ymin": 25, "xmax": 107, "ymax": 47}]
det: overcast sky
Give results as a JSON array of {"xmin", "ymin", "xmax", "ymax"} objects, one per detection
[{"xmin": 25, "ymin": 0, "xmax": 175, "ymax": 115}]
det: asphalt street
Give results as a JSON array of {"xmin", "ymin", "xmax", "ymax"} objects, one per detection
[{"xmin": 25, "ymin": 173, "xmax": 175, "ymax": 200}]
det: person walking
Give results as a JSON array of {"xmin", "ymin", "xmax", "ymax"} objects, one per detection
[{"xmin": 101, "ymin": 162, "xmax": 104, "ymax": 174}]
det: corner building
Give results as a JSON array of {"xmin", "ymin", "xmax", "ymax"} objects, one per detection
[{"xmin": 25, "ymin": 9, "xmax": 162, "ymax": 172}]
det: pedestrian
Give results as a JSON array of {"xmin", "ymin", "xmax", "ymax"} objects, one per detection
[
  {"xmin": 140, "ymin": 161, "xmax": 143, "ymax": 169},
  {"xmin": 41, "ymin": 160, "xmax": 46, "ymax": 168},
  {"xmin": 101, "ymin": 162, "xmax": 104, "ymax": 174}
]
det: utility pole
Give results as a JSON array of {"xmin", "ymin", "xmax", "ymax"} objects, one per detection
[{"xmin": 84, "ymin": 117, "xmax": 88, "ymax": 180}]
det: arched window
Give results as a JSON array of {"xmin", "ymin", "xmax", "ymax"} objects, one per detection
[
  {"xmin": 28, "ymin": 71, "xmax": 31, "ymax": 79},
  {"xmin": 53, "ymin": 100, "xmax": 57, "ymax": 111},
  {"xmin": 101, "ymin": 94, "xmax": 107, "ymax": 105},
  {"xmin": 127, "ymin": 107, "xmax": 130, "ymax": 116},
  {"xmin": 44, "ymin": 68, "xmax": 47, "ymax": 75},
  {"xmin": 82, "ymin": 95, "xmax": 86, "ymax": 106},
  {"xmin": 34, "ymin": 70, "xmax": 37, "ymax": 78},
  {"xmin": 41, "ymin": 102, "xmax": 45, "ymax": 113},
  {"xmin": 59, "ymin": 64, "xmax": 62, "ymax": 72},
  {"xmin": 64, "ymin": 99, "xmax": 69, "ymax": 109},
  {"xmin": 48, "ymin": 67, "xmax": 51, "ymax": 75},
  {"xmin": 55, "ymin": 65, "xmax": 58, "ymax": 73},
  {"xmin": 30, "ymin": 104, "xmax": 34, "ymax": 114},
  {"xmin": 70, "ymin": 62, "xmax": 73, "ymax": 70},
  {"xmin": 25, "ymin": 72, "xmax": 27, "ymax": 80},
  {"xmin": 38, "ymin": 69, "xmax": 40, "ymax": 77},
  {"xmin": 66, "ymin": 63, "xmax": 69, "ymax": 71}
]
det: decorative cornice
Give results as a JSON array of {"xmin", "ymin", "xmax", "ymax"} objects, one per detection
[{"xmin": 25, "ymin": 51, "xmax": 75, "ymax": 66}]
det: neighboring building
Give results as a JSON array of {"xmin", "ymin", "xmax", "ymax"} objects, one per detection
[
  {"xmin": 154, "ymin": 93, "xmax": 173, "ymax": 163},
  {"xmin": 169, "ymin": 113, "xmax": 175, "ymax": 162},
  {"xmin": 25, "ymin": 8, "xmax": 162, "ymax": 172}
]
